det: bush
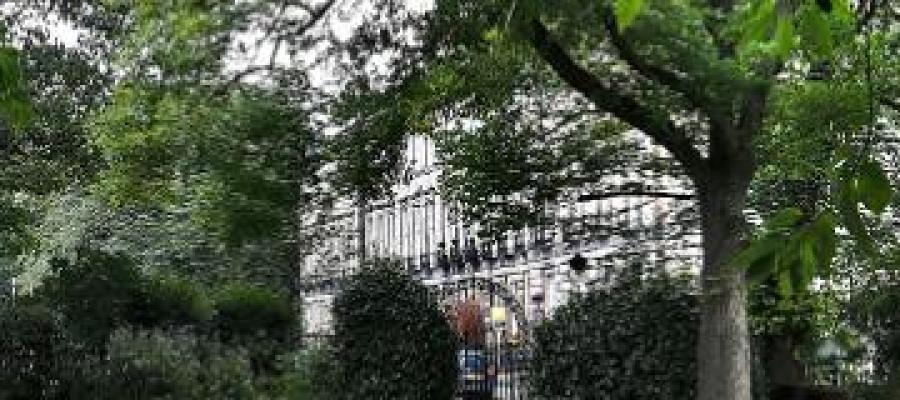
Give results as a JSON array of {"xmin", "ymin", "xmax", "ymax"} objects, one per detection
[
  {"xmin": 212, "ymin": 282, "xmax": 294, "ymax": 342},
  {"xmin": 323, "ymin": 262, "xmax": 458, "ymax": 400},
  {"xmin": 133, "ymin": 273, "xmax": 214, "ymax": 329},
  {"xmin": 274, "ymin": 347, "xmax": 334, "ymax": 399},
  {"xmin": 529, "ymin": 270, "xmax": 698, "ymax": 400},
  {"xmin": 850, "ymin": 284, "xmax": 900, "ymax": 378},
  {"xmin": 37, "ymin": 249, "xmax": 145, "ymax": 346},
  {"xmin": 0, "ymin": 302, "xmax": 78, "ymax": 399},
  {"xmin": 81, "ymin": 328, "xmax": 258, "ymax": 400},
  {"xmin": 37, "ymin": 249, "xmax": 213, "ymax": 346}
]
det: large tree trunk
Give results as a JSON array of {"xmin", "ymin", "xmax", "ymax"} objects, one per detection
[{"xmin": 697, "ymin": 170, "xmax": 753, "ymax": 400}]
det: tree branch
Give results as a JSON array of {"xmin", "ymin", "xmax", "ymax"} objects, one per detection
[
  {"xmin": 226, "ymin": 0, "xmax": 336, "ymax": 85},
  {"xmin": 269, "ymin": 0, "xmax": 337, "ymax": 47},
  {"xmin": 577, "ymin": 190, "xmax": 694, "ymax": 202},
  {"xmin": 601, "ymin": 9, "xmax": 730, "ymax": 135},
  {"xmin": 526, "ymin": 19, "xmax": 709, "ymax": 181}
]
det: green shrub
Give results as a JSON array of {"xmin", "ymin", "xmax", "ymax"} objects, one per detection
[
  {"xmin": 323, "ymin": 262, "xmax": 458, "ymax": 400},
  {"xmin": 0, "ymin": 302, "xmax": 75, "ymax": 399},
  {"xmin": 212, "ymin": 282, "xmax": 294, "ymax": 342},
  {"xmin": 81, "ymin": 328, "xmax": 258, "ymax": 400},
  {"xmin": 37, "ymin": 249, "xmax": 213, "ymax": 347},
  {"xmin": 37, "ymin": 249, "xmax": 145, "ymax": 346},
  {"xmin": 133, "ymin": 273, "xmax": 214, "ymax": 328},
  {"xmin": 274, "ymin": 347, "xmax": 334, "ymax": 399},
  {"xmin": 529, "ymin": 270, "xmax": 698, "ymax": 400}
]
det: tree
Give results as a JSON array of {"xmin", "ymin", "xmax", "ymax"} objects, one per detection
[
  {"xmin": 0, "ymin": 2, "xmax": 119, "ymax": 290},
  {"xmin": 324, "ymin": 1, "xmax": 898, "ymax": 399},
  {"xmin": 43, "ymin": 1, "xmax": 327, "ymax": 301}
]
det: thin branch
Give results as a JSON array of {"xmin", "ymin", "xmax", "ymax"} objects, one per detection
[
  {"xmin": 227, "ymin": 0, "xmax": 337, "ymax": 85},
  {"xmin": 269, "ymin": 0, "xmax": 337, "ymax": 47},
  {"xmin": 526, "ymin": 19, "xmax": 709, "ymax": 181},
  {"xmin": 226, "ymin": 64, "xmax": 279, "ymax": 85},
  {"xmin": 577, "ymin": 190, "xmax": 694, "ymax": 202},
  {"xmin": 267, "ymin": 0, "xmax": 290, "ymax": 69}
]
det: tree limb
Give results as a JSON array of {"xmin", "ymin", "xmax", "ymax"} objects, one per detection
[
  {"xmin": 577, "ymin": 190, "xmax": 694, "ymax": 202},
  {"xmin": 526, "ymin": 19, "xmax": 709, "ymax": 181},
  {"xmin": 227, "ymin": 0, "xmax": 337, "ymax": 85},
  {"xmin": 269, "ymin": 0, "xmax": 337, "ymax": 46},
  {"xmin": 601, "ymin": 9, "xmax": 730, "ymax": 135}
]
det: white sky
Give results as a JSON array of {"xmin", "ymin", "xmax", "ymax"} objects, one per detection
[{"xmin": 11, "ymin": 0, "xmax": 434, "ymax": 89}]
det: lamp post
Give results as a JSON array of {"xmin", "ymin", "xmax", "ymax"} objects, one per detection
[{"xmin": 568, "ymin": 253, "xmax": 589, "ymax": 295}]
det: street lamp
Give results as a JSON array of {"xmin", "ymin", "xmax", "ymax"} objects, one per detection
[{"xmin": 490, "ymin": 306, "xmax": 507, "ymax": 323}]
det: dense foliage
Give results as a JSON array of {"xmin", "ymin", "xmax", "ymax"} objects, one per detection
[
  {"xmin": 212, "ymin": 283, "xmax": 294, "ymax": 341},
  {"xmin": 0, "ymin": 248, "xmax": 305, "ymax": 398},
  {"xmin": 530, "ymin": 269, "xmax": 698, "ymax": 399},
  {"xmin": 36, "ymin": 248, "xmax": 211, "ymax": 346},
  {"xmin": 0, "ymin": 303, "xmax": 81, "ymax": 399},
  {"xmin": 83, "ymin": 329, "xmax": 259, "ymax": 400},
  {"xmin": 37, "ymin": 249, "xmax": 152, "ymax": 346},
  {"xmin": 325, "ymin": 263, "xmax": 458, "ymax": 400}
]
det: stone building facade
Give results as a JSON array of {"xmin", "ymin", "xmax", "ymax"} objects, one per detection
[{"xmin": 300, "ymin": 132, "xmax": 703, "ymax": 337}]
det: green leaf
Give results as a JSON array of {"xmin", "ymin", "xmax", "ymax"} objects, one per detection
[
  {"xmin": 798, "ymin": 5, "xmax": 833, "ymax": 56},
  {"xmin": 830, "ymin": 0, "xmax": 854, "ymax": 20},
  {"xmin": 0, "ymin": 48, "xmax": 21, "ymax": 83},
  {"xmin": 614, "ymin": 0, "xmax": 645, "ymax": 31},
  {"xmin": 0, "ymin": 47, "xmax": 32, "ymax": 129},
  {"xmin": 777, "ymin": 268, "xmax": 793, "ymax": 297},
  {"xmin": 744, "ymin": 210, "xmax": 839, "ymax": 295},
  {"xmin": 799, "ymin": 240, "xmax": 817, "ymax": 286},
  {"xmin": 0, "ymin": 97, "xmax": 33, "ymax": 128},
  {"xmin": 810, "ymin": 212, "xmax": 838, "ymax": 272},
  {"xmin": 733, "ymin": 234, "xmax": 784, "ymax": 269},
  {"xmin": 773, "ymin": 15, "xmax": 795, "ymax": 56},
  {"xmin": 483, "ymin": 27, "xmax": 502, "ymax": 43},
  {"xmin": 857, "ymin": 158, "xmax": 892, "ymax": 214},
  {"xmin": 765, "ymin": 207, "xmax": 805, "ymax": 230},
  {"xmin": 739, "ymin": 0, "xmax": 777, "ymax": 48},
  {"xmin": 746, "ymin": 252, "xmax": 778, "ymax": 284},
  {"xmin": 734, "ymin": 207, "xmax": 806, "ymax": 282}
]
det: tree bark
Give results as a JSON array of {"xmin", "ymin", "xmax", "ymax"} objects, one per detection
[{"xmin": 697, "ymin": 170, "xmax": 754, "ymax": 400}]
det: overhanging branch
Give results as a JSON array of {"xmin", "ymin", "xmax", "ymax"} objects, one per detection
[
  {"xmin": 526, "ymin": 19, "xmax": 709, "ymax": 181},
  {"xmin": 577, "ymin": 190, "xmax": 694, "ymax": 202},
  {"xmin": 227, "ymin": 0, "xmax": 337, "ymax": 84},
  {"xmin": 601, "ymin": 9, "xmax": 730, "ymax": 135}
]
